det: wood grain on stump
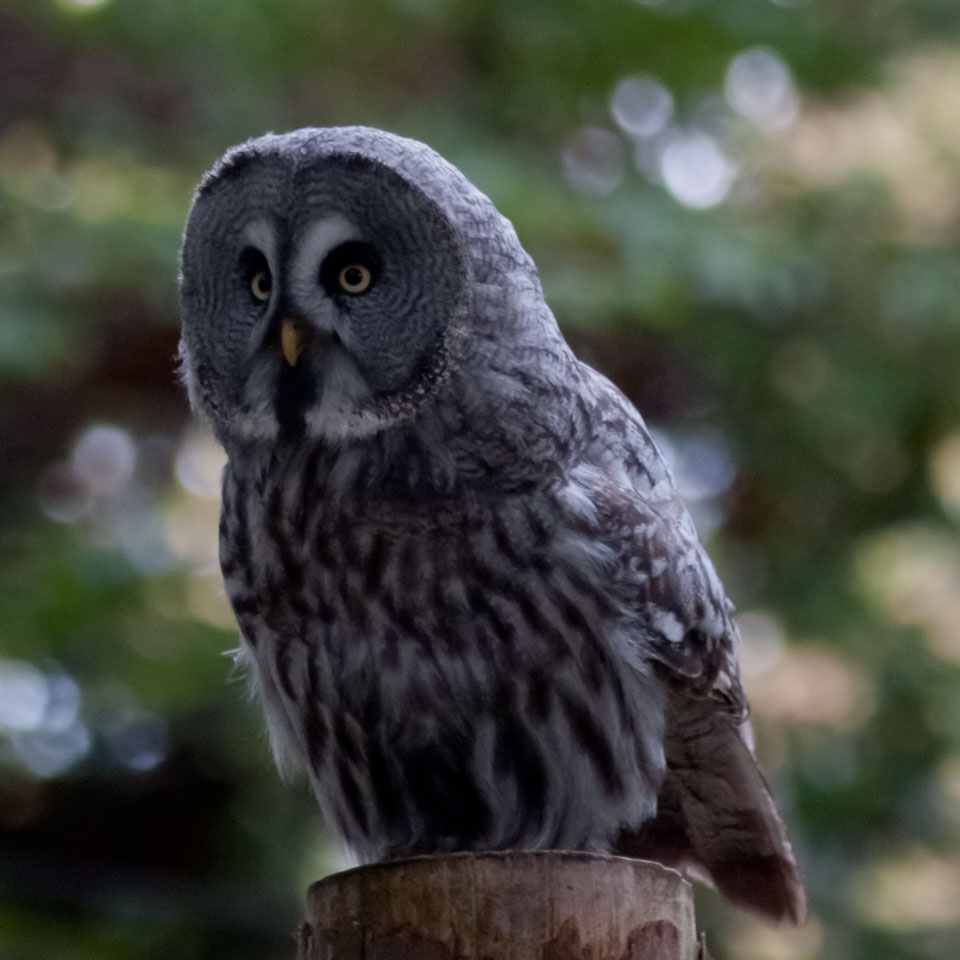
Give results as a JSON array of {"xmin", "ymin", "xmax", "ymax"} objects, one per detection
[{"xmin": 298, "ymin": 851, "xmax": 699, "ymax": 960}]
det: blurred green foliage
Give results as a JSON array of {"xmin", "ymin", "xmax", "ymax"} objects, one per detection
[{"xmin": 2, "ymin": 1, "xmax": 960, "ymax": 958}]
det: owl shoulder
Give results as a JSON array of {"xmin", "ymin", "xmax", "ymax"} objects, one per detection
[{"xmin": 562, "ymin": 364, "xmax": 745, "ymax": 714}]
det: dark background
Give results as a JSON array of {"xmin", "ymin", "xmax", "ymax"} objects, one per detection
[{"xmin": 2, "ymin": 1, "xmax": 960, "ymax": 957}]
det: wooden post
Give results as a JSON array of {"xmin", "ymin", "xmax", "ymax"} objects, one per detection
[{"xmin": 297, "ymin": 850, "xmax": 705, "ymax": 959}]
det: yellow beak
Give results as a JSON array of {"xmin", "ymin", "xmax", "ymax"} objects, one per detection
[{"xmin": 280, "ymin": 319, "xmax": 301, "ymax": 367}]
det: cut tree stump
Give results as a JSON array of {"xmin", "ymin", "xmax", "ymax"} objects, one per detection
[{"xmin": 297, "ymin": 850, "xmax": 704, "ymax": 959}]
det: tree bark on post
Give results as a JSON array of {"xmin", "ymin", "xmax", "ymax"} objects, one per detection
[{"xmin": 297, "ymin": 850, "xmax": 706, "ymax": 959}]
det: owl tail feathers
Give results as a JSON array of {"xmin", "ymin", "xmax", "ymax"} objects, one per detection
[{"xmin": 616, "ymin": 712, "xmax": 806, "ymax": 927}]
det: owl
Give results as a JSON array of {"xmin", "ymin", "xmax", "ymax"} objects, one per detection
[{"xmin": 178, "ymin": 126, "xmax": 804, "ymax": 924}]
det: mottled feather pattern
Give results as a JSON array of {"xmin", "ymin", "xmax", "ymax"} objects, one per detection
[
  {"xmin": 181, "ymin": 126, "xmax": 805, "ymax": 925},
  {"xmin": 221, "ymin": 431, "xmax": 668, "ymax": 858}
]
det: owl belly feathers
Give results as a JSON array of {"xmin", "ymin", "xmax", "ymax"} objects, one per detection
[{"xmin": 220, "ymin": 451, "xmax": 666, "ymax": 862}]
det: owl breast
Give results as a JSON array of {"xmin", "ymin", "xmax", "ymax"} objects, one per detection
[{"xmin": 218, "ymin": 444, "xmax": 666, "ymax": 862}]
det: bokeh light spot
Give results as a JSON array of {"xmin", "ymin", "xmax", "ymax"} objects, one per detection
[
  {"xmin": 72, "ymin": 425, "xmax": 137, "ymax": 497},
  {"xmin": 13, "ymin": 723, "xmax": 91, "ymax": 778},
  {"xmin": 0, "ymin": 662, "xmax": 90, "ymax": 777},
  {"xmin": 42, "ymin": 673, "xmax": 82, "ymax": 733},
  {"xmin": 164, "ymin": 494, "xmax": 222, "ymax": 572},
  {"xmin": 175, "ymin": 429, "xmax": 227, "ymax": 500},
  {"xmin": 737, "ymin": 611, "xmax": 786, "ymax": 677},
  {"xmin": 653, "ymin": 429, "xmax": 735, "ymax": 538},
  {"xmin": 855, "ymin": 849, "xmax": 960, "ymax": 930},
  {"xmin": 744, "ymin": 645, "xmax": 876, "ymax": 729},
  {"xmin": 856, "ymin": 525, "xmax": 960, "ymax": 663},
  {"xmin": 0, "ymin": 660, "xmax": 50, "ymax": 732},
  {"xmin": 725, "ymin": 48, "xmax": 799, "ymax": 131},
  {"xmin": 610, "ymin": 76, "xmax": 674, "ymax": 139},
  {"xmin": 672, "ymin": 431, "xmax": 736, "ymax": 502},
  {"xmin": 659, "ymin": 130, "xmax": 736, "ymax": 208}
]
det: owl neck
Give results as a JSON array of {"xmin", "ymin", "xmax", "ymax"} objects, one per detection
[{"xmin": 225, "ymin": 366, "xmax": 590, "ymax": 502}]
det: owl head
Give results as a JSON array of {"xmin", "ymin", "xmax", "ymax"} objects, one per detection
[{"xmin": 178, "ymin": 126, "xmax": 539, "ymax": 448}]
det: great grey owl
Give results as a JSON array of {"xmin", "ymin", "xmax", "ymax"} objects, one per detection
[{"xmin": 178, "ymin": 125, "xmax": 804, "ymax": 924}]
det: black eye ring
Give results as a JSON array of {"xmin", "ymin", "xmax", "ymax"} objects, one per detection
[{"xmin": 320, "ymin": 241, "xmax": 381, "ymax": 297}]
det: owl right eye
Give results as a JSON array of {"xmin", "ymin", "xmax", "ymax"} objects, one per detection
[{"xmin": 239, "ymin": 247, "xmax": 272, "ymax": 304}]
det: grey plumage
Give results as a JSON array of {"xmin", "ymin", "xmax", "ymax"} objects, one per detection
[{"xmin": 179, "ymin": 125, "xmax": 804, "ymax": 923}]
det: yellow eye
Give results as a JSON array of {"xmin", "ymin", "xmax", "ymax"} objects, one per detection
[
  {"xmin": 338, "ymin": 263, "xmax": 372, "ymax": 294},
  {"xmin": 250, "ymin": 270, "xmax": 271, "ymax": 301}
]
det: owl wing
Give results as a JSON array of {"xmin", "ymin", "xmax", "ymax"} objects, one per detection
[{"xmin": 576, "ymin": 367, "xmax": 805, "ymax": 925}]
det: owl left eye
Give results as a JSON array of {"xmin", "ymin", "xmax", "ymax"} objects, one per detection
[
  {"xmin": 321, "ymin": 241, "xmax": 381, "ymax": 297},
  {"xmin": 338, "ymin": 264, "xmax": 372, "ymax": 294}
]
